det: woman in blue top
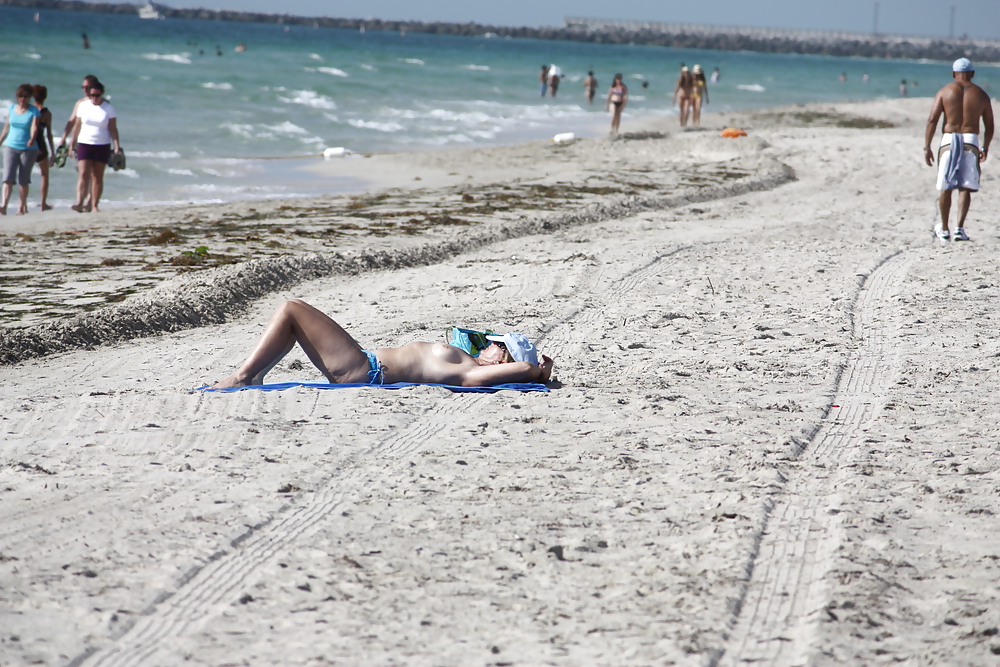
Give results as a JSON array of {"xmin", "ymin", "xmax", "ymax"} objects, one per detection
[{"xmin": 0, "ymin": 83, "xmax": 40, "ymax": 216}]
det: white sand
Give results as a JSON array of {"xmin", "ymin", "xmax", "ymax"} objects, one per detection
[{"xmin": 2, "ymin": 98, "xmax": 999, "ymax": 666}]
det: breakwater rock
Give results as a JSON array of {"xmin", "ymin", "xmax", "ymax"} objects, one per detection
[{"xmin": 3, "ymin": 0, "xmax": 999, "ymax": 62}]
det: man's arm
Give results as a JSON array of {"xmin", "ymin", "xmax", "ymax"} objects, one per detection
[
  {"xmin": 981, "ymin": 98, "xmax": 994, "ymax": 162},
  {"xmin": 925, "ymin": 92, "xmax": 945, "ymax": 166},
  {"xmin": 59, "ymin": 99, "xmax": 82, "ymax": 145}
]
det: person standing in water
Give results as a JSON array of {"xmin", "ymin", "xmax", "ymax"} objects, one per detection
[
  {"xmin": 31, "ymin": 84, "xmax": 55, "ymax": 211},
  {"xmin": 0, "ymin": 84, "xmax": 39, "ymax": 216},
  {"xmin": 539, "ymin": 65, "xmax": 549, "ymax": 97},
  {"xmin": 583, "ymin": 71, "xmax": 598, "ymax": 104},
  {"xmin": 691, "ymin": 64, "xmax": 709, "ymax": 127},
  {"xmin": 605, "ymin": 73, "xmax": 628, "ymax": 135},
  {"xmin": 924, "ymin": 58, "xmax": 994, "ymax": 242},
  {"xmin": 672, "ymin": 66, "xmax": 694, "ymax": 127}
]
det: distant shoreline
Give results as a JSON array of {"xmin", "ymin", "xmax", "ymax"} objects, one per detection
[{"xmin": 3, "ymin": 0, "xmax": 999, "ymax": 63}]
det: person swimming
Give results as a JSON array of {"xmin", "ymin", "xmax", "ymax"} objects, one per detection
[{"xmin": 209, "ymin": 299, "xmax": 553, "ymax": 389}]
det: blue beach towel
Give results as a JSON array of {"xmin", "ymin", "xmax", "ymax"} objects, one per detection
[{"xmin": 199, "ymin": 381, "xmax": 549, "ymax": 394}]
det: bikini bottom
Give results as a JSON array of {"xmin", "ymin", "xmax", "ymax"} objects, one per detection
[{"xmin": 362, "ymin": 349, "xmax": 385, "ymax": 385}]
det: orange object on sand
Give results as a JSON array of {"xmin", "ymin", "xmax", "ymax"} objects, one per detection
[{"xmin": 720, "ymin": 127, "xmax": 748, "ymax": 138}]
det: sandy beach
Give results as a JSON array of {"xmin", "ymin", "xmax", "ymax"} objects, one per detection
[{"xmin": 2, "ymin": 97, "xmax": 1000, "ymax": 666}]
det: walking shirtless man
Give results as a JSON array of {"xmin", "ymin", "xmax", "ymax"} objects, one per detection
[{"xmin": 924, "ymin": 58, "xmax": 994, "ymax": 241}]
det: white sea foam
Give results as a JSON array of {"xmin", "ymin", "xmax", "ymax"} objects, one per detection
[
  {"xmin": 317, "ymin": 67, "xmax": 349, "ymax": 77},
  {"xmin": 201, "ymin": 82, "xmax": 233, "ymax": 90},
  {"xmin": 402, "ymin": 58, "xmax": 425, "ymax": 65},
  {"xmin": 142, "ymin": 53, "xmax": 192, "ymax": 65},
  {"xmin": 630, "ymin": 95, "xmax": 647, "ymax": 101},
  {"xmin": 309, "ymin": 53, "xmax": 323, "ymax": 61},
  {"xmin": 25, "ymin": 53, "xmax": 41, "ymax": 59},
  {"xmin": 360, "ymin": 64, "xmax": 375, "ymax": 71},
  {"xmin": 221, "ymin": 122, "xmax": 255, "ymax": 138},
  {"xmin": 630, "ymin": 74, "xmax": 644, "ymax": 79},
  {"xmin": 167, "ymin": 168, "xmax": 196, "ymax": 176},
  {"xmin": 0, "ymin": 99, "xmax": 12, "ymax": 122},
  {"xmin": 264, "ymin": 121, "xmax": 309, "ymax": 135},
  {"xmin": 130, "ymin": 151, "xmax": 182, "ymax": 159},
  {"xmin": 278, "ymin": 90, "xmax": 337, "ymax": 110},
  {"xmin": 738, "ymin": 84, "xmax": 766, "ymax": 92},
  {"xmin": 347, "ymin": 119, "xmax": 404, "ymax": 132},
  {"xmin": 464, "ymin": 64, "xmax": 490, "ymax": 71},
  {"xmin": 108, "ymin": 168, "xmax": 140, "ymax": 178},
  {"xmin": 323, "ymin": 112, "xmax": 340, "ymax": 122}
]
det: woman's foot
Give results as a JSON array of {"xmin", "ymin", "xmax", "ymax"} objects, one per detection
[
  {"xmin": 16, "ymin": 208, "xmax": 27, "ymax": 216},
  {"xmin": 71, "ymin": 204, "xmax": 86, "ymax": 213},
  {"xmin": 41, "ymin": 203, "xmax": 53, "ymax": 211},
  {"xmin": 208, "ymin": 374, "xmax": 252, "ymax": 389}
]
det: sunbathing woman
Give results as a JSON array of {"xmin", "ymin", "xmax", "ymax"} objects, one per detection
[{"xmin": 210, "ymin": 299, "xmax": 554, "ymax": 389}]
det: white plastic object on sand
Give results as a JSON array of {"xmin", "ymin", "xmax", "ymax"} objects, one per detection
[
  {"xmin": 552, "ymin": 132, "xmax": 575, "ymax": 144},
  {"xmin": 323, "ymin": 147, "xmax": 352, "ymax": 158}
]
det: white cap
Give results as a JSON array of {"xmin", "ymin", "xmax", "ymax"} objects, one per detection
[
  {"xmin": 485, "ymin": 332, "xmax": 539, "ymax": 365},
  {"xmin": 953, "ymin": 57, "xmax": 974, "ymax": 72}
]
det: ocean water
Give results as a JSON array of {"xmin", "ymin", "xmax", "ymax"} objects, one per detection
[{"xmin": 1, "ymin": 5, "xmax": 994, "ymax": 208}]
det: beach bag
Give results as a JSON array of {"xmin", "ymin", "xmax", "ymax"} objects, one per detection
[{"xmin": 447, "ymin": 327, "xmax": 496, "ymax": 357}]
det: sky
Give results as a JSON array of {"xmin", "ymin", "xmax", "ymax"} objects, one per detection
[{"xmin": 153, "ymin": 0, "xmax": 1000, "ymax": 40}]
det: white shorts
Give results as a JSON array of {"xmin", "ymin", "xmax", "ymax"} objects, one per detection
[{"xmin": 937, "ymin": 133, "xmax": 981, "ymax": 191}]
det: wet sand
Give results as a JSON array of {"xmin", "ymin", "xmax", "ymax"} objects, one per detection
[{"xmin": 2, "ymin": 98, "xmax": 999, "ymax": 666}]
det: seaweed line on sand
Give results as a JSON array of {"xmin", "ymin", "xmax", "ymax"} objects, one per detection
[{"xmin": 0, "ymin": 160, "xmax": 795, "ymax": 365}]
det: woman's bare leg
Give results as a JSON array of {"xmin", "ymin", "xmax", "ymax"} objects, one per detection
[
  {"xmin": 90, "ymin": 161, "xmax": 106, "ymax": 212},
  {"xmin": 73, "ymin": 160, "xmax": 93, "ymax": 212},
  {"xmin": 210, "ymin": 299, "xmax": 371, "ymax": 388},
  {"xmin": 16, "ymin": 185, "xmax": 29, "ymax": 215},
  {"xmin": 693, "ymin": 98, "xmax": 702, "ymax": 126},
  {"xmin": 39, "ymin": 159, "xmax": 52, "ymax": 210}
]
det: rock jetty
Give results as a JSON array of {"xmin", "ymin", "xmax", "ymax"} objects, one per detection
[{"xmin": 3, "ymin": 0, "xmax": 999, "ymax": 62}]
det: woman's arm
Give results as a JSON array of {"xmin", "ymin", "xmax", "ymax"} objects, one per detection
[
  {"xmin": 43, "ymin": 110, "xmax": 55, "ymax": 155},
  {"xmin": 0, "ymin": 119, "xmax": 9, "ymax": 147},
  {"xmin": 26, "ymin": 116, "xmax": 38, "ymax": 148},
  {"xmin": 621, "ymin": 85, "xmax": 628, "ymax": 111},
  {"xmin": 460, "ymin": 355, "xmax": 553, "ymax": 387},
  {"xmin": 108, "ymin": 117, "xmax": 120, "ymax": 152},
  {"xmin": 70, "ymin": 117, "xmax": 81, "ymax": 151}
]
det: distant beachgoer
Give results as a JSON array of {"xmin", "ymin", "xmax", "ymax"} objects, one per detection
[
  {"xmin": 862, "ymin": 71, "xmax": 870, "ymax": 83},
  {"xmin": 672, "ymin": 66, "xmax": 694, "ymax": 127},
  {"xmin": 691, "ymin": 64, "xmax": 709, "ymax": 127},
  {"xmin": 208, "ymin": 299, "xmax": 553, "ymax": 389},
  {"xmin": 839, "ymin": 72, "xmax": 847, "ymax": 82},
  {"xmin": 81, "ymin": 33, "xmax": 90, "ymax": 49},
  {"xmin": 1, "ymin": 84, "xmax": 40, "ymax": 216},
  {"xmin": 59, "ymin": 74, "xmax": 101, "ymax": 209},
  {"xmin": 711, "ymin": 67, "xmax": 720, "ymax": 83},
  {"xmin": 924, "ymin": 58, "xmax": 994, "ymax": 242},
  {"xmin": 539, "ymin": 65, "xmax": 549, "ymax": 97},
  {"xmin": 235, "ymin": 43, "xmax": 247, "ymax": 52},
  {"xmin": 606, "ymin": 73, "xmax": 628, "ymax": 135},
  {"xmin": 642, "ymin": 81, "xmax": 649, "ymax": 89},
  {"xmin": 900, "ymin": 79, "xmax": 908, "ymax": 97},
  {"xmin": 548, "ymin": 64, "xmax": 561, "ymax": 98},
  {"xmin": 584, "ymin": 71, "xmax": 598, "ymax": 104},
  {"xmin": 70, "ymin": 82, "xmax": 121, "ymax": 213},
  {"xmin": 216, "ymin": 45, "xmax": 223, "ymax": 56},
  {"xmin": 31, "ymin": 84, "xmax": 55, "ymax": 211}
]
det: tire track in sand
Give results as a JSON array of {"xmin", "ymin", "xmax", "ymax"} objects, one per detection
[
  {"xmin": 77, "ymin": 396, "xmax": 486, "ymax": 667},
  {"xmin": 713, "ymin": 251, "xmax": 913, "ymax": 667}
]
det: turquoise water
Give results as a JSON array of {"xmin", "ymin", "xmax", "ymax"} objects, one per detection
[{"xmin": 1, "ymin": 5, "xmax": 994, "ymax": 207}]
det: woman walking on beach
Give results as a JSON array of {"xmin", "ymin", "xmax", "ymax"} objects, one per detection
[
  {"xmin": 58, "ymin": 74, "xmax": 101, "ymax": 209},
  {"xmin": 691, "ymin": 64, "xmax": 710, "ymax": 127},
  {"xmin": 209, "ymin": 299, "xmax": 553, "ymax": 389},
  {"xmin": 32, "ymin": 84, "xmax": 55, "ymax": 211},
  {"xmin": 0, "ymin": 83, "xmax": 39, "ymax": 216},
  {"xmin": 672, "ymin": 66, "xmax": 694, "ymax": 127},
  {"xmin": 605, "ymin": 73, "xmax": 628, "ymax": 135},
  {"xmin": 70, "ymin": 82, "xmax": 120, "ymax": 213}
]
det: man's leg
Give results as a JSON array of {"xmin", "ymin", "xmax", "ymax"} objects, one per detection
[
  {"xmin": 938, "ymin": 189, "xmax": 953, "ymax": 230},
  {"xmin": 956, "ymin": 189, "xmax": 972, "ymax": 227}
]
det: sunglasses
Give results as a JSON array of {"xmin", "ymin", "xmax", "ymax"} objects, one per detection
[{"xmin": 88, "ymin": 92, "xmax": 103, "ymax": 98}]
